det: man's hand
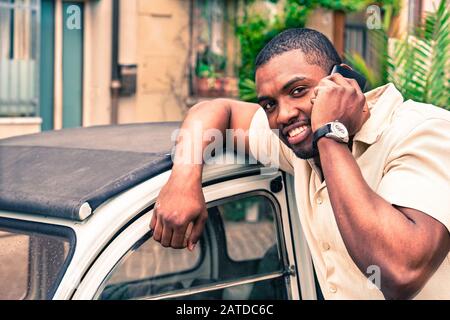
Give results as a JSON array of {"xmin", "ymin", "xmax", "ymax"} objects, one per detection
[
  {"xmin": 150, "ymin": 166, "xmax": 207, "ymax": 251},
  {"xmin": 311, "ymin": 72, "xmax": 368, "ymax": 134}
]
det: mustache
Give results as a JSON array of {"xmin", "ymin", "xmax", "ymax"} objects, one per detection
[{"xmin": 281, "ymin": 118, "xmax": 311, "ymax": 136}]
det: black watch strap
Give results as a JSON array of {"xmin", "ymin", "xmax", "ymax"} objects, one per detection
[{"xmin": 312, "ymin": 123, "xmax": 331, "ymax": 152}]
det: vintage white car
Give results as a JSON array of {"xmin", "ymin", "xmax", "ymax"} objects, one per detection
[{"xmin": 0, "ymin": 123, "xmax": 321, "ymax": 300}]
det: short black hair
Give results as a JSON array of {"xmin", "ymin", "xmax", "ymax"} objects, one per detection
[{"xmin": 255, "ymin": 28, "xmax": 342, "ymax": 73}]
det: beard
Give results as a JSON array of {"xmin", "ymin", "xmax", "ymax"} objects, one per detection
[
  {"xmin": 293, "ymin": 146, "xmax": 318, "ymax": 159},
  {"xmin": 280, "ymin": 135, "xmax": 318, "ymax": 160},
  {"xmin": 278, "ymin": 117, "xmax": 316, "ymax": 160}
]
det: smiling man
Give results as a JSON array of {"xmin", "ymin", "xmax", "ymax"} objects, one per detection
[{"xmin": 151, "ymin": 28, "xmax": 450, "ymax": 299}]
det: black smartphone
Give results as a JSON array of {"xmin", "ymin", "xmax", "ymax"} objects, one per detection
[{"xmin": 330, "ymin": 65, "xmax": 367, "ymax": 92}]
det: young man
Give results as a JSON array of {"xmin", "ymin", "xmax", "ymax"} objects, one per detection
[{"xmin": 150, "ymin": 28, "xmax": 450, "ymax": 299}]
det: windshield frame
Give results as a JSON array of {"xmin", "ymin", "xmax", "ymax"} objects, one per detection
[{"xmin": 0, "ymin": 216, "xmax": 77, "ymax": 300}]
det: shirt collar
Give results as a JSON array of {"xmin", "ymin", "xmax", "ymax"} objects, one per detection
[{"xmin": 353, "ymin": 83, "xmax": 404, "ymax": 145}]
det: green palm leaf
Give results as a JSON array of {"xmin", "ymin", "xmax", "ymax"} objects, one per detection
[
  {"xmin": 389, "ymin": 0, "xmax": 450, "ymax": 108},
  {"xmin": 239, "ymin": 78, "xmax": 257, "ymax": 102}
]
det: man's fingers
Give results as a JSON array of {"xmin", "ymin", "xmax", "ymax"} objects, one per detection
[
  {"xmin": 328, "ymin": 72, "xmax": 350, "ymax": 86},
  {"xmin": 170, "ymin": 222, "xmax": 193, "ymax": 249},
  {"xmin": 345, "ymin": 77, "xmax": 363, "ymax": 94},
  {"xmin": 161, "ymin": 225, "xmax": 173, "ymax": 247},
  {"xmin": 310, "ymin": 92, "xmax": 316, "ymax": 105},
  {"xmin": 150, "ymin": 200, "xmax": 162, "ymax": 231},
  {"xmin": 183, "ymin": 222, "xmax": 194, "ymax": 248},
  {"xmin": 150, "ymin": 211, "xmax": 157, "ymax": 230},
  {"xmin": 314, "ymin": 76, "xmax": 362, "ymax": 104},
  {"xmin": 318, "ymin": 77, "xmax": 341, "ymax": 88},
  {"xmin": 329, "ymin": 73, "xmax": 362, "ymax": 93},
  {"xmin": 153, "ymin": 215, "xmax": 164, "ymax": 242},
  {"xmin": 187, "ymin": 211, "xmax": 207, "ymax": 251},
  {"xmin": 313, "ymin": 78, "xmax": 338, "ymax": 97}
]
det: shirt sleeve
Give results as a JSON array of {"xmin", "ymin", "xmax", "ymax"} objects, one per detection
[
  {"xmin": 377, "ymin": 118, "xmax": 450, "ymax": 232},
  {"xmin": 248, "ymin": 108, "xmax": 295, "ymax": 175}
]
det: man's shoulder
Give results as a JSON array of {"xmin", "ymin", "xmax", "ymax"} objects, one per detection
[
  {"xmin": 382, "ymin": 99, "xmax": 450, "ymax": 144},
  {"xmin": 395, "ymin": 99, "xmax": 450, "ymax": 122}
]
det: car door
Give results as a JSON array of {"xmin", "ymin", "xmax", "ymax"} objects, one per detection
[{"xmin": 73, "ymin": 172, "xmax": 302, "ymax": 300}]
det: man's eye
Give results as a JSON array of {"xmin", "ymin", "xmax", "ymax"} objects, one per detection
[
  {"xmin": 262, "ymin": 102, "xmax": 276, "ymax": 112},
  {"xmin": 291, "ymin": 87, "xmax": 306, "ymax": 97}
]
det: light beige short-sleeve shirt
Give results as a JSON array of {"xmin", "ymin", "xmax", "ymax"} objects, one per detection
[{"xmin": 249, "ymin": 83, "xmax": 450, "ymax": 299}]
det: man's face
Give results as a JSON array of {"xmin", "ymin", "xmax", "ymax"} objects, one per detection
[{"xmin": 255, "ymin": 49, "xmax": 328, "ymax": 159}]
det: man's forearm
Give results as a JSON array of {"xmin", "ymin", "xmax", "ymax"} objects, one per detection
[
  {"xmin": 172, "ymin": 98, "xmax": 258, "ymax": 176},
  {"xmin": 173, "ymin": 99, "xmax": 232, "ymax": 173},
  {"xmin": 152, "ymin": 98, "xmax": 258, "ymax": 250},
  {"xmin": 151, "ymin": 99, "xmax": 234, "ymax": 250},
  {"xmin": 316, "ymin": 138, "xmax": 432, "ymax": 298}
]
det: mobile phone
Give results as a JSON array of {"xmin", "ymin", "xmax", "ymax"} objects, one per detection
[{"xmin": 330, "ymin": 65, "xmax": 367, "ymax": 92}]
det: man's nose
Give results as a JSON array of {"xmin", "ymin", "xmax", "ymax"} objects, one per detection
[{"xmin": 277, "ymin": 103, "xmax": 298, "ymax": 126}]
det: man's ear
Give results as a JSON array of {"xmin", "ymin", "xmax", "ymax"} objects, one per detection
[{"xmin": 340, "ymin": 63, "xmax": 353, "ymax": 71}]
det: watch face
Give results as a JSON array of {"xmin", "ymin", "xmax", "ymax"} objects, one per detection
[{"xmin": 331, "ymin": 121, "xmax": 348, "ymax": 139}]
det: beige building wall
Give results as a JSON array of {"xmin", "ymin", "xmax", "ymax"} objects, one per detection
[
  {"xmin": 0, "ymin": 118, "xmax": 42, "ymax": 140},
  {"xmin": 389, "ymin": 0, "xmax": 410, "ymax": 38},
  {"xmin": 306, "ymin": 8, "xmax": 335, "ymax": 42},
  {"xmin": 422, "ymin": 0, "xmax": 441, "ymax": 12},
  {"xmin": 389, "ymin": 0, "xmax": 439, "ymax": 39},
  {"xmin": 133, "ymin": 0, "xmax": 190, "ymax": 122},
  {"xmin": 83, "ymin": 0, "xmax": 113, "ymax": 127},
  {"xmin": 117, "ymin": 0, "xmax": 190, "ymax": 123},
  {"xmin": 118, "ymin": 0, "xmax": 138, "ymax": 124}
]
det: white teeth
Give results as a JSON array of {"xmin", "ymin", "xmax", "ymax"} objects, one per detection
[{"xmin": 288, "ymin": 125, "xmax": 308, "ymax": 137}]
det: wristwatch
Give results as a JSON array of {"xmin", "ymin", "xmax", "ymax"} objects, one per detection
[{"xmin": 312, "ymin": 121, "xmax": 349, "ymax": 152}]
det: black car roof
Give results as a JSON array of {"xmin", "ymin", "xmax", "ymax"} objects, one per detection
[{"xmin": 0, "ymin": 122, "xmax": 179, "ymax": 221}]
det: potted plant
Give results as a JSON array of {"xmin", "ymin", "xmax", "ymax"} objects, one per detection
[{"xmin": 195, "ymin": 47, "xmax": 227, "ymax": 97}]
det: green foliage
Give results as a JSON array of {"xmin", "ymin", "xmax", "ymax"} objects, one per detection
[
  {"xmin": 239, "ymin": 78, "xmax": 258, "ymax": 101},
  {"xmin": 388, "ymin": 0, "xmax": 450, "ymax": 108},
  {"xmin": 346, "ymin": 0, "xmax": 449, "ymax": 108},
  {"xmin": 235, "ymin": 13, "xmax": 276, "ymax": 101},
  {"xmin": 312, "ymin": 0, "xmax": 371, "ymax": 12},
  {"xmin": 302, "ymin": 0, "xmax": 401, "ymax": 16},
  {"xmin": 236, "ymin": 0, "xmax": 401, "ymax": 101},
  {"xmin": 223, "ymin": 201, "xmax": 247, "ymax": 221},
  {"xmin": 236, "ymin": 0, "xmax": 311, "ymax": 101},
  {"xmin": 222, "ymin": 197, "xmax": 275, "ymax": 222},
  {"xmin": 345, "ymin": 2, "xmax": 397, "ymax": 90},
  {"xmin": 346, "ymin": 29, "xmax": 389, "ymax": 90},
  {"xmin": 195, "ymin": 48, "xmax": 227, "ymax": 79},
  {"xmin": 346, "ymin": 52, "xmax": 379, "ymax": 87},
  {"xmin": 284, "ymin": 0, "xmax": 310, "ymax": 29}
]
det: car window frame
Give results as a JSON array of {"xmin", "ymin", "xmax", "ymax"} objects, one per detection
[
  {"xmin": 283, "ymin": 173, "xmax": 318, "ymax": 300},
  {"xmin": 92, "ymin": 193, "xmax": 289, "ymax": 301},
  {"xmin": 72, "ymin": 172, "xmax": 300, "ymax": 300},
  {"xmin": 0, "ymin": 216, "xmax": 76, "ymax": 300},
  {"xmin": 145, "ymin": 190, "xmax": 291, "ymax": 300},
  {"xmin": 98, "ymin": 228, "xmax": 207, "ymax": 294}
]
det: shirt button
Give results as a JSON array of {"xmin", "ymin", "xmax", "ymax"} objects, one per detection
[
  {"xmin": 322, "ymin": 242, "xmax": 330, "ymax": 251},
  {"xmin": 316, "ymin": 197, "xmax": 323, "ymax": 205},
  {"xmin": 329, "ymin": 284, "xmax": 337, "ymax": 293}
]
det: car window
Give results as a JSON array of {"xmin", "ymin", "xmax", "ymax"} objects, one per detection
[
  {"xmin": 106, "ymin": 234, "xmax": 201, "ymax": 285},
  {"xmin": 0, "ymin": 231, "xmax": 29, "ymax": 299},
  {"xmin": 0, "ymin": 218, "xmax": 75, "ymax": 300},
  {"xmin": 221, "ymin": 196, "xmax": 279, "ymax": 262},
  {"xmin": 98, "ymin": 193, "xmax": 289, "ymax": 300}
]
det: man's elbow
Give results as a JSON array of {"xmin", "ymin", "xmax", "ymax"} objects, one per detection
[
  {"xmin": 382, "ymin": 267, "xmax": 427, "ymax": 300},
  {"xmin": 380, "ymin": 224, "xmax": 449, "ymax": 300}
]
